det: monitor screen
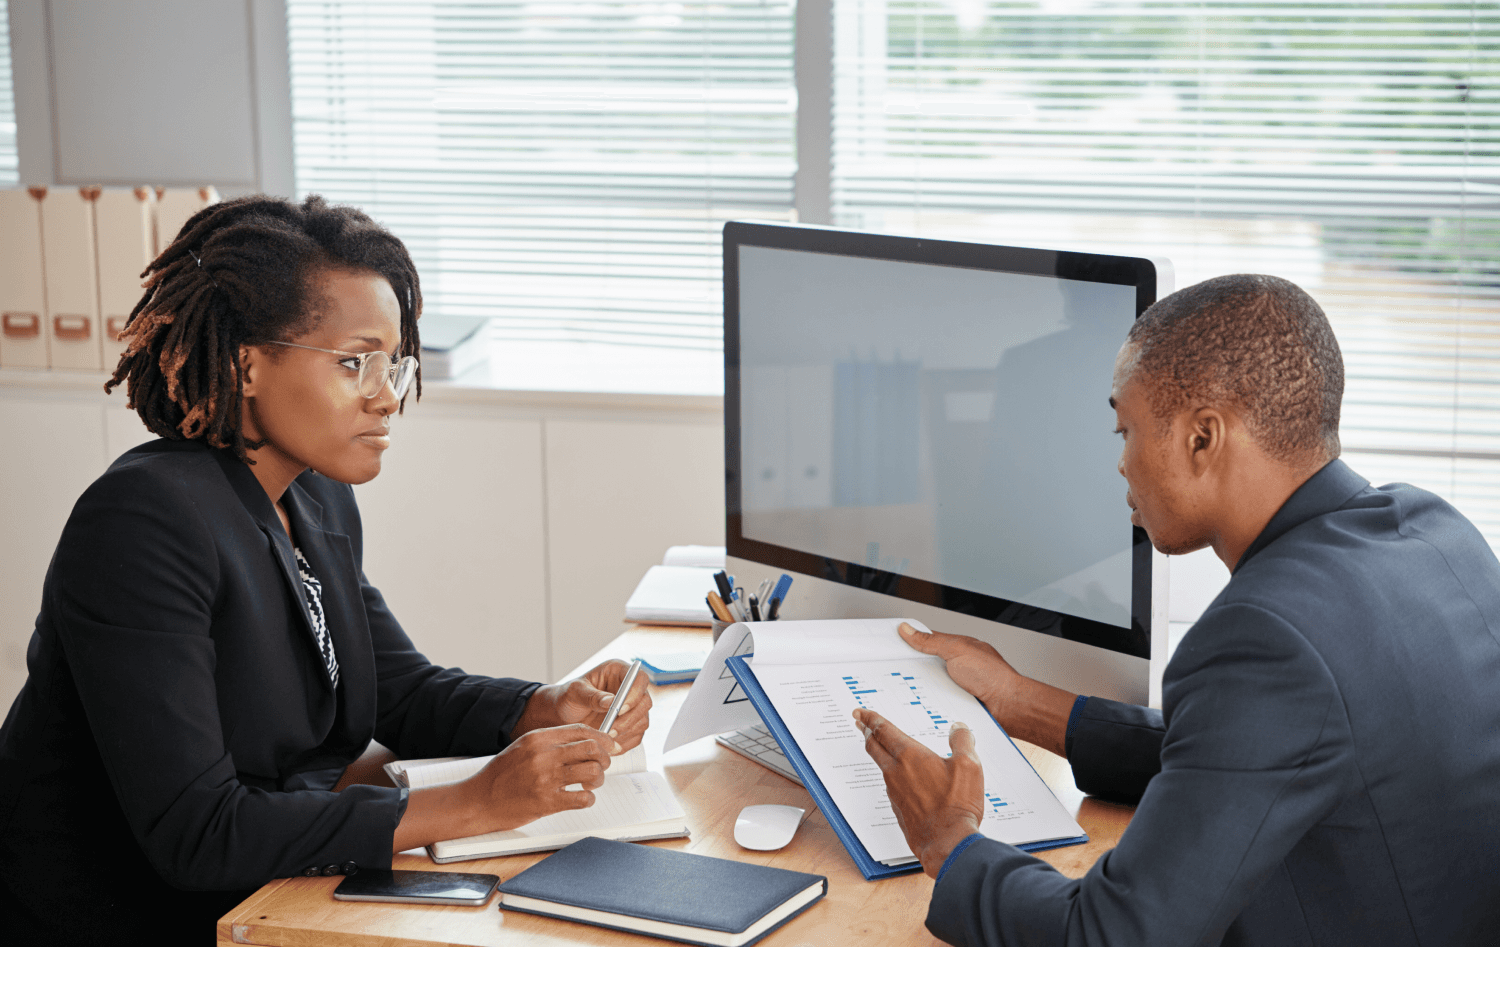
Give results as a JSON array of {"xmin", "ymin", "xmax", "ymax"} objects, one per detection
[{"xmin": 724, "ymin": 223, "xmax": 1160, "ymax": 658}]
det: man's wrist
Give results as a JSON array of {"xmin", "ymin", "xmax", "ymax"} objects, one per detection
[{"xmin": 919, "ymin": 817, "xmax": 981, "ymax": 879}]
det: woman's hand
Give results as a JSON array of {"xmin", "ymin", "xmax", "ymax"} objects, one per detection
[
  {"xmin": 467, "ymin": 724, "xmax": 614, "ymax": 829},
  {"xmin": 512, "ymin": 659, "xmax": 653, "ymax": 755},
  {"xmin": 392, "ymin": 724, "xmax": 614, "ymax": 852}
]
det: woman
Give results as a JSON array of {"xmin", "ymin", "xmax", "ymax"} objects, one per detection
[{"xmin": 0, "ymin": 194, "xmax": 650, "ymax": 946}]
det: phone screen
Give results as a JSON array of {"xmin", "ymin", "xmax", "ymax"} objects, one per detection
[{"xmin": 333, "ymin": 868, "xmax": 499, "ymax": 906}]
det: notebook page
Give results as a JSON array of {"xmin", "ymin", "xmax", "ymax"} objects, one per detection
[
  {"xmin": 434, "ymin": 772, "xmax": 683, "ymax": 852},
  {"xmin": 401, "ymin": 757, "xmax": 484, "ymax": 788},
  {"xmin": 396, "ymin": 742, "xmax": 647, "ymax": 790}
]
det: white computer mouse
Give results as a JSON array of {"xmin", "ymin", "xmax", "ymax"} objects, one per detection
[{"xmin": 733, "ymin": 803, "xmax": 806, "ymax": 851}]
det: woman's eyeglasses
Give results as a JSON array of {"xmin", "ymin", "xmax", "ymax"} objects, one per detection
[{"xmin": 265, "ymin": 341, "xmax": 419, "ymax": 400}]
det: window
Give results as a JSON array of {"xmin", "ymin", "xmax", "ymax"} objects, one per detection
[
  {"xmin": 829, "ymin": 1, "xmax": 1498, "ymax": 548},
  {"xmin": 287, "ymin": 0, "xmax": 795, "ymax": 350},
  {"xmin": 0, "ymin": 0, "xmax": 17, "ymax": 185},
  {"xmin": 287, "ymin": 0, "xmax": 1498, "ymax": 548}
]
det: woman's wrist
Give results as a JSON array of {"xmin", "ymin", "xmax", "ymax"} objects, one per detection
[{"xmin": 511, "ymin": 683, "xmax": 558, "ymax": 737}]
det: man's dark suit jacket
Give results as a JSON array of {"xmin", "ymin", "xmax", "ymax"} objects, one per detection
[
  {"xmin": 927, "ymin": 459, "xmax": 1500, "ymax": 945},
  {"xmin": 0, "ymin": 439, "xmax": 539, "ymax": 945}
]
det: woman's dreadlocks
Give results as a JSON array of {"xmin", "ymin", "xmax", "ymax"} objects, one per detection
[{"xmin": 105, "ymin": 194, "xmax": 423, "ymax": 463}]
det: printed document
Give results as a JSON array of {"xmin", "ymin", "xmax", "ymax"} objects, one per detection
[{"xmin": 743, "ymin": 619, "xmax": 1085, "ymax": 865}]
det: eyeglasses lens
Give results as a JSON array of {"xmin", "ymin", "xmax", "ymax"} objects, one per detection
[
  {"xmin": 358, "ymin": 351, "xmax": 418, "ymax": 400},
  {"xmin": 392, "ymin": 356, "xmax": 418, "ymax": 399}
]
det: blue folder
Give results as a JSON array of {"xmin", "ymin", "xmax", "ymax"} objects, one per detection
[{"xmin": 725, "ymin": 653, "xmax": 1089, "ymax": 881}]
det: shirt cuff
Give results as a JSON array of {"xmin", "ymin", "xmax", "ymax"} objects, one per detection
[
  {"xmin": 496, "ymin": 680, "xmax": 544, "ymax": 747},
  {"xmin": 935, "ymin": 832, "xmax": 986, "ymax": 884},
  {"xmin": 1063, "ymin": 693, "xmax": 1089, "ymax": 758},
  {"xmin": 393, "ymin": 785, "xmax": 410, "ymax": 825}
]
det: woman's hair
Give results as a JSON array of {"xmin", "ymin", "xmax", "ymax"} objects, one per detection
[{"xmin": 105, "ymin": 193, "xmax": 423, "ymax": 463}]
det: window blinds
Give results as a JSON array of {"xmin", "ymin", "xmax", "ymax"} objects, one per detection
[
  {"xmin": 286, "ymin": 0, "xmax": 795, "ymax": 350},
  {"xmin": 830, "ymin": 0, "xmax": 1499, "ymax": 548},
  {"xmin": 0, "ymin": 1, "xmax": 16, "ymax": 186},
  {"xmin": 285, "ymin": 1, "xmax": 1497, "ymax": 548}
]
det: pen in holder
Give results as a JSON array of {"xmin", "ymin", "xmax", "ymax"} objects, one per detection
[{"xmin": 706, "ymin": 591, "xmax": 734, "ymax": 641}]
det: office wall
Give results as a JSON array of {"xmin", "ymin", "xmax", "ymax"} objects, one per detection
[{"xmin": 8, "ymin": 0, "xmax": 293, "ymax": 195}]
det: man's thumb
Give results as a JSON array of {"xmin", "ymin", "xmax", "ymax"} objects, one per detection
[
  {"xmin": 898, "ymin": 621, "xmax": 936, "ymax": 652},
  {"xmin": 949, "ymin": 720, "xmax": 977, "ymax": 760}
]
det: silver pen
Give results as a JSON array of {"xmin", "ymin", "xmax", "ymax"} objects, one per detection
[{"xmin": 599, "ymin": 658, "xmax": 643, "ymax": 735}]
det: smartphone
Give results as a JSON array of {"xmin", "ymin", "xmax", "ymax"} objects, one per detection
[{"xmin": 333, "ymin": 868, "xmax": 500, "ymax": 906}]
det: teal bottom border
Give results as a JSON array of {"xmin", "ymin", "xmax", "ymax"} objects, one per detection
[{"xmin": 0, "ymin": 943, "xmax": 1497, "ymax": 997}]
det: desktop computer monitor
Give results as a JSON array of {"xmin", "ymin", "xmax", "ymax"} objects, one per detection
[{"xmin": 723, "ymin": 222, "xmax": 1172, "ymax": 706}]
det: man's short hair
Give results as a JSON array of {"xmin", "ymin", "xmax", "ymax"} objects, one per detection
[{"xmin": 1124, "ymin": 273, "xmax": 1344, "ymax": 464}]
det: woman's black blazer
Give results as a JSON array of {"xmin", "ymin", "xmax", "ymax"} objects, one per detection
[{"xmin": 0, "ymin": 438, "xmax": 538, "ymax": 943}]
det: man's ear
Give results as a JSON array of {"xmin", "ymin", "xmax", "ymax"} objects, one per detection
[{"xmin": 1186, "ymin": 406, "xmax": 1227, "ymax": 473}]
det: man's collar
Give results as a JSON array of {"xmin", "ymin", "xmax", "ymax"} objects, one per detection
[{"xmin": 1233, "ymin": 457, "xmax": 1371, "ymax": 574}]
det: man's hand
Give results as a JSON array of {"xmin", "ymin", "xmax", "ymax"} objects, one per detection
[
  {"xmin": 898, "ymin": 622, "xmax": 1023, "ymax": 712},
  {"xmin": 853, "ymin": 708, "xmax": 984, "ymax": 879},
  {"xmin": 393, "ymin": 724, "xmax": 613, "ymax": 851},
  {"xmin": 512, "ymin": 659, "xmax": 653, "ymax": 755},
  {"xmin": 898, "ymin": 622, "xmax": 1076, "ymax": 757}
]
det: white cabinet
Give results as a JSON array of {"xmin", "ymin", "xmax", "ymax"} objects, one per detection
[
  {"xmin": 353, "ymin": 412, "xmax": 550, "ymax": 682},
  {"xmin": 544, "ymin": 417, "xmax": 724, "ymax": 678},
  {"xmin": 0, "ymin": 377, "xmax": 121, "ymax": 702}
]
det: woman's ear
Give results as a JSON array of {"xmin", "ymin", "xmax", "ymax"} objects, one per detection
[{"xmin": 239, "ymin": 345, "xmax": 259, "ymax": 398}]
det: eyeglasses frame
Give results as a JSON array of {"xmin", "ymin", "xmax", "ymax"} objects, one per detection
[{"xmin": 263, "ymin": 340, "xmax": 418, "ymax": 400}]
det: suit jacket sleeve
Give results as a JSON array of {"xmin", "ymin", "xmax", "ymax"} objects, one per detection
[
  {"xmin": 50, "ymin": 465, "xmax": 403, "ymax": 891},
  {"xmin": 926, "ymin": 602, "xmax": 1354, "ymax": 945},
  {"xmin": 1066, "ymin": 697, "xmax": 1165, "ymax": 804}
]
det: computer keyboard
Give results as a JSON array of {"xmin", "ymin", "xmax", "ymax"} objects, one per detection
[{"xmin": 716, "ymin": 723, "xmax": 805, "ymax": 787}]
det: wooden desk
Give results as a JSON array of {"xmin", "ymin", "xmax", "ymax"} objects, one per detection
[{"xmin": 217, "ymin": 626, "xmax": 1132, "ymax": 946}]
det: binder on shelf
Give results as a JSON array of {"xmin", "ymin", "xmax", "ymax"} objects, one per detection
[
  {"xmin": 154, "ymin": 186, "xmax": 219, "ymax": 254},
  {"xmin": 417, "ymin": 314, "xmax": 492, "ymax": 379},
  {"xmin": 41, "ymin": 187, "xmax": 104, "ymax": 371},
  {"xmin": 0, "ymin": 187, "xmax": 50, "ymax": 369},
  {"xmin": 94, "ymin": 187, "xmax": 156, "ymax": 368}
]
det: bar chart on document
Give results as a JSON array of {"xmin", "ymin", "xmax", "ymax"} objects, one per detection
[
  {"xmin": 750, "ymin": 623, "xmax": 1085, "ymax": 865},
  {"xmin": 840, "ymin": 668, "xmax": 1033, "ymax": 829}
]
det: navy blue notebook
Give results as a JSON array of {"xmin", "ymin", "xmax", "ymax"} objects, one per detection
[{"xmin": 497, "ymin": 837, "xmax": 827, "ymax": 946}]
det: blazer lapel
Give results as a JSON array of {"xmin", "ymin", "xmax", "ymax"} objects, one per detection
[
  {"xmin": 211, "ymin": 448, "xmax": 325, "ymax": 664},
  {"xmin": 283, "ymin": 480, "xmax": 377, "ymax": 749}
]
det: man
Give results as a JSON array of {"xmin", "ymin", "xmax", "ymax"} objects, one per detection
[{"xmin": 854, "ymin": 274, "xmax": 1499, "ymax": 945}]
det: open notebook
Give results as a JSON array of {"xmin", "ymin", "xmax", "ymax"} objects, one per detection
[{"xmin": 383, "ymin": 744, "xmax": 689, "ymax": 864}]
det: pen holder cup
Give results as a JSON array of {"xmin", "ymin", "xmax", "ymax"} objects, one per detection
[{"xmin": 710, "ymin": 619, "xmax": 730, "ymax": 644}]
